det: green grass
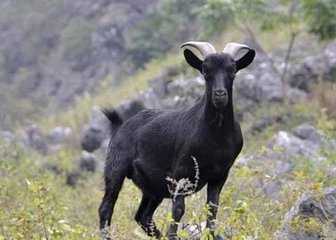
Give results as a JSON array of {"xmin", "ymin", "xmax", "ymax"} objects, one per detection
[
  {"xmin": 2, "ymin": 28, "xmax": 336, "ymax": 239},
  {"xmin": 1, "ymin": 99, "xmax": 336, "ymax": 239}
]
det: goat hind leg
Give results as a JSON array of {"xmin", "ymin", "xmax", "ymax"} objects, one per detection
[
  {"xmin": 98, "ymin": 173, "xmax": 126, "ymax": 239},
  {"xmin": 135, "ymin": 195, "xmax": 163, "ymax": 239}
]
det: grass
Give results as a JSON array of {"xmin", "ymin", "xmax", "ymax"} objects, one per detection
[
  {"xmin": 1, "ymin": 28, "xmax": 336, "ymax": 239},
  {"xmin": 1, "ymin": 95, "xmax": 336, "ymax": 239}
]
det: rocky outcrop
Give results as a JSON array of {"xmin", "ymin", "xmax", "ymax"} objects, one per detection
[
  {"xmin": 275, "ymin": 187, "xmax": 336, "ymax": 240},
  {"xmin": 80, "ymin": 100, "xmax": 145, "ymax": 152},
  {"xmin": 289, "ymin": 41, "xmax": 336, "ymax": 92}
]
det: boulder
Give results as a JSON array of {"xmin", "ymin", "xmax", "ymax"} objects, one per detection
[
  {"xmin": 47, "ymin": 126, "xmax": 72, "ymax": 144},
  {"xmin": 275, "ymin": 188, "xmax": 336, "ymax": 240},
  {"xmin": 81, "ymin": 106, "xmax": 110, "ymax": 152},
  {"xmin": 293, "ymin": 123, "xmax": 323, "ymax": 144},
  {"xmin": 268, "ymin": 131, "xmax": 321, "ymax": 160},
  {"xmin": 141, "ymin": 76, "xmax": 204, "ymax": 110},
  {"xmin": 0, "ymin": 131, "xmax": 15, "ymax": 143},
  {"xmin": 289, "ymin": 41, "xmax": 336, "ymax": 92},
  {"xmin": 81, "ymin": 101, "xmax": 145, "ymax": 152},
  {"xmin": 23, "ymin": 125, "xmax": 48, "ymax": 155},
  {"xmin": 235, "ymin": 56, "xmax": 283, "ymax": 105},
  {"xmin": 79, "ymin": 151, "xmax": 97, "ymax": 172},
  {"xmin": 66, "ymin": 170, "xmax": 82, "ymax": 187}
]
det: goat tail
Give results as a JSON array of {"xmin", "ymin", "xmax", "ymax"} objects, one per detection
[{"xmin": 101, "ymin": 108, "xmax": 123, "ymax": 134}]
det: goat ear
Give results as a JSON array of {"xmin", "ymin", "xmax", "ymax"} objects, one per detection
[
  {"xmin": 235, "ymin": 48, "xmax": 255, "ymax": 71},
  {"xmin": 183, "ymin": 49, "xmax": 203, "ymax": 72},
  {"xmin": 223, "ymin": 43, "xmax": 256, "ymax": 71}
]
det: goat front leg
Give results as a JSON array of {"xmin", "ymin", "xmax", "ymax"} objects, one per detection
[
  {"xmin": 206, "ymin": 178, "xmax": 227, "ymax": 240},
  {"xmin": 167, "ymin": 196, "xmax": 185, "ymax": 240}
]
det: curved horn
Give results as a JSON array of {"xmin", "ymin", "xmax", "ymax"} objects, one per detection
[
  {"xmin": 223, "ymin": 42, "xmax": 255, "ymax": 70},
  {"xmin": 223, "ymin": 42, "xmax": 251, "ymax": 59},
  {"xmin": 181, "ymin": 41, "xmax": 216, "ymax": 60}
]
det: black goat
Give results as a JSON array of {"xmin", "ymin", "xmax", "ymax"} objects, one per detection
[{"xmin": 99, "ymin": 41, "xmax": 255, "ymax": 240}]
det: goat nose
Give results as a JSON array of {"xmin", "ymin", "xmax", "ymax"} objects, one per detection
[{"xmin": 214, "ymin": 90, "xmax": 227, "ymax": 97}]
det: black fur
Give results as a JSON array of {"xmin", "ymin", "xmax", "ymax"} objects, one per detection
[{"xmin": 99, "ymin": 50, "xmax": 255, "ymax": 240}]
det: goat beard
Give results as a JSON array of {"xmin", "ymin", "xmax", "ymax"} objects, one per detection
[{"xmin": 210, "ymin": 112, "xmax": 225, "ymax": 127}]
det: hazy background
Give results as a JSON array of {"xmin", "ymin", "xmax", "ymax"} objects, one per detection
[{"xmin": 1, "ymin": 0, "xmax": 336, "ymax": 239}]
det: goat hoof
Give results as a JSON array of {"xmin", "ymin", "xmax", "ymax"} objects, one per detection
[{"xmin": 167, "ymin": 235, "xmax": 180, "ymax": 240}]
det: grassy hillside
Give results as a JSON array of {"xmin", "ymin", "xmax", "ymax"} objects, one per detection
[
  {"xmin": 1, "ymin": 1, "xmax": 336, "ymax": 239},
  {"xmin": 1, "ymin": 99, "xmax": 336, "ymax": 239}
]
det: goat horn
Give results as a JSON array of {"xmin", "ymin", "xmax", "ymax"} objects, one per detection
[
  {"xmin": 223, "ymin": 42, "xmax": 252, "ymax": 61},
  {"xmin": 181, "ymin": 41, "xmax": 216, "ymax": 60}
]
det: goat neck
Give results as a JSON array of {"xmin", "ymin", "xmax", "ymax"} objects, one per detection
[{"xmin": 203, "ymin": 86, "xmax": 234, "ymax": 134}]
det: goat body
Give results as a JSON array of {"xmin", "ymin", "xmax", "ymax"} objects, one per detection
[
  {"xmin": 113, "ymin": 99, "xmax": 242, "ymax": 198},
  {"xmin": 99, "ymin": 41, "xmax": 255, "ymax": 240}
]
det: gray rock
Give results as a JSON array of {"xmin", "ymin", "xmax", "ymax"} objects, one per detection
[
  {"xmin": 81, "ymin": 106, "xmax": 110, "ymax": 152},
  {"xmin": 141, "ymin": 76, "xmax": 204, "ymax": 110},
  {"xmin": 235, "ymin": 56, "xmax": 283, "ymax": 104},
  {"xmin": 0, "ymin": 131, "xmax": 15, "ymax": 143},
  {"xmin": 289, "ymin": 41, "xmax": 336, "ymax": 92},
  {"xmin": 81, "ymin": 125, "xmax": 106, "ymax": 152},
  {"xmin": 287, "ymin": 88, "xmax": 308, "ymax": 103},
  {"xmin": 79, "ymin": 151, "xmax": 97, "ymax": 172},
  {"xmin": 268, "ymin": 131, "xmax": 320, "ymax": 159},
  {"xmin": 47, "ymin": 126, "xmax": 72, "ymax": 144},
  {"xmin": 275, "ymin": 188, "xmax": 336, "ymax": 240},
  {"xmin": 66, "ymin": 170, "xmax": 82, "ymax": 187},
  {"xmin": 23, "ymin": 125, "xmax": 48, "ymax": 155},
  {"xmin": 293, "ymin": 123, "xmax": 323, "ymax": 144},
  {"xmin": 81, "ymin": 100, "xmax": 145, "ymax": 152},
  {"xmin": 274, "ymin": 160, "xmax": 293, "ymax": 175},
  {"xmin": 263, "ymin": 180, "xmax": 282, "ymax": 200}
]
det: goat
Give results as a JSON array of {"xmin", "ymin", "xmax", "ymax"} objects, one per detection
[{"xmin": 98, "ymin": 41, "xmax": 255, "ymax": 240}]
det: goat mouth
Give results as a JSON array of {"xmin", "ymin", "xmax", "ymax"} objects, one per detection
[{"xmin": 213, "ymin": 97, "xmax": 228, "ymax": 109}]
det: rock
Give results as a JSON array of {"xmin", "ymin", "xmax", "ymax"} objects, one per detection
[
  {"xmin": 81, "ymin": 126, "xmax": 106, "ymax": 152},
  {"xmin": 23, "ymin": 125, "xmax": 48, "ymax": 155},
  {"xmin": 263, "ymin": 180, "xmax": 282, "ymax": 200},
  {"xmin": 289, "ymin": 41, "xmax": 336, "ymax": 92},
  {"xmin": 43, "ymin": 163, "xmax": 62, "ymax": 175},
  {"xmin": 66, "ymin": 171, "xmax": 82, "ymax": 187},
  {"xmin": 81, "ymin": 107, "xmax": 110, "ymax": 152},
  {"xmin": 275, "ymin": 187, "xmax": 336, "ymax": 240},
  {"xmin": 268, "ymin": 131, "xmax": 320, "ymax": 159},
  {"xmin": 141, "ymin": 76, "xmax": 204, "ymax": 110},
  {"xmin": 287, "ymin": 88, "xmax": 308, "ymax": 103},
  {"xmin": 274, "ymin": 160, "xmax": 293, "ymax": 175},
  {"xmin": 81, "ymin": 101, "xmax": 144, "ymax": 152},
  {"xmin": 79, "ymin": 151, "xmax": 97, "ymax": 172},
  {"xmin": 293, "ymin": 123, "xmax": 323, "ymax": 144},
  {"xmin": 235, "ymin": 56, "xmax": 283, "ymax": 104},
  {"xmin": 0, "ymin": 131, "xmax": 15, "ymax": 143},
  {"xmin": 47, "ymin": 126, "xmax": 72, "ymax": 144}
]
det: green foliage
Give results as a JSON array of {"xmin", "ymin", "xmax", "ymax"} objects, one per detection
[
  {"xmin": 60, "ymin": 18, "xmax": 95, "ymax": 62},
  {"xmin": 301, "ymin": 0, "xmax": 336, "ymax": 40},
  {"xmin": 125, "ymin": 0, "xmax": 206, "ymax": 67},
  {"xmin": 198, "ymin": 0, "xmax": 232, "ymax": 37},
  {"xmin": 0, "ymin": 142, "xmax": 98, "ymax": 239}
]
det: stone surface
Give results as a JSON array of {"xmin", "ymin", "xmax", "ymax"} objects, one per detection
[
  {"xmin": 80, "ymin": 106, "xmax": 111, "ymax": 152},
  {"xmin": 275, "ymin": 188, "xmax": 336, "ymax": 240},
  {"xmin": 289, "ymin": 41, "xmax": 336, "ymax": 92},
  {"xmin": 0, "ymin": 131, "xmax": 15, "ymax": 143},
  {"xmin": 47, "ymin": 126, "xmax": 72, "ymax": 144},
  {"xmin": 22, "ymin": 125, "xmax": 48, "ymax": 155},
  {"xmin": 79, "ymin": 151, "xmax": 97, "ymax": 172}
]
